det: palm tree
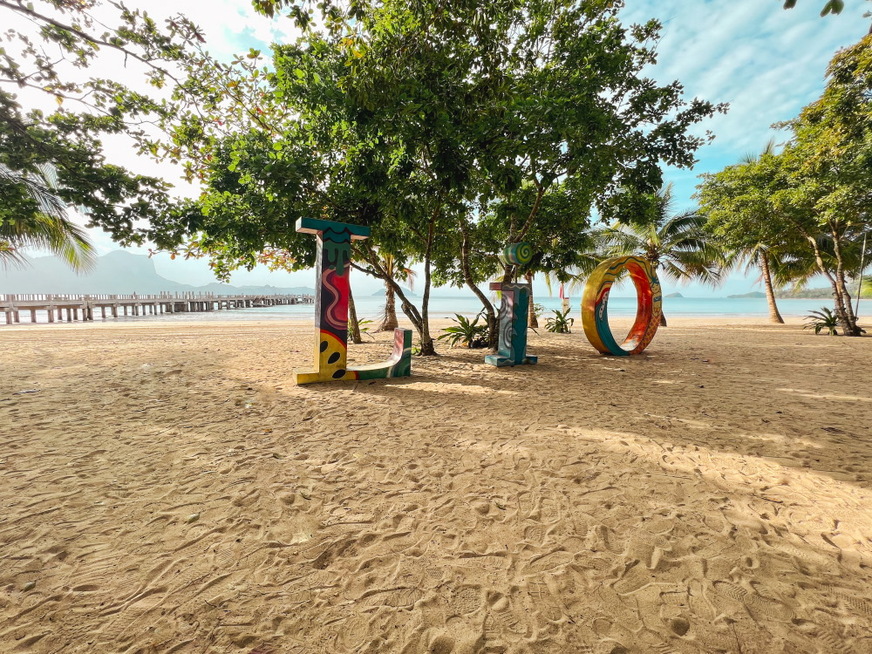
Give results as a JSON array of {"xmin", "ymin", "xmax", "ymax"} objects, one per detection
[
  {"xmin": 697, "ymin": 140, "xmax": 818, "ymax": 324},
  {"xmin": 596, "ymin": 184, "xmax": 724, "ymax": 326},
  {"xmin": 1, "ymin": 164, "xmax": 95, "ymax": 271},
  {"xmin": 376, "ymin": 253, "xmax": 416, "ymax": 332}
]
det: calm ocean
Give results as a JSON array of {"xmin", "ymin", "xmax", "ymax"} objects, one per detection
[{"xmin": 81, "ymin": 293, "xmax": 855, "ymax": 324}]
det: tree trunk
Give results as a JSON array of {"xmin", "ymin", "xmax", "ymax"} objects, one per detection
[
  {"xmin": 460, "ymin": 223, "xmax": 497, "ymax": 349},
  {"xmin": 414, "ymin": 211, "xmax": 438, "ymax": 356},
  {"xmin": 831, "ymin": 227, "xmax": 861, "ymax": 336},
  {"xmin": 789, "ymin": 220, "xmax": 861, "ymax": 335},
  {"xmin": 525, "ymin": 270, "xmax": 538, "ymax": 329},
  {"xmin": 659, "ymin": 312, "xmax": 668, "ymax": 327},
  {"xmin": 379, "ymin": 283, "xmax": 398, "ymax": 331},
  {"xmin": 359, "ymin": 246, "xmax": 434, "ymax": 354},
  {"xmin": 759, "ymin": 253, "xmax": 784, "ymax": 324},
  {"xmin": 348, "ymin": 288, "xmax": 362, "ymax": 344}
]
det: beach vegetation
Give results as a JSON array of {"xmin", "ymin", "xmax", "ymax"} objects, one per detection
[
  {"xmin": 782, "ymin": 0, "xmax": 845, "ymax": 16},
  {"xmin": 595, "ymin": 184, "xmax": 726, "ymax": 327},
  {"xmin": 438, "ymin": 313, "xmax": 489, "ymax": 349},
  {"xmin": 0, "ymin": 1, "xmax": 204, "ymax": 250},
  {"xmin": 139, "ymin": 0, "xmax": 722, "ymax": 355},
  {"xmin": 0, "ymin": 164, "xmax": 94, "ymax": 271},
  {"xmin": 804, "ymin": 307, "xmax": 841, "ymax": 335},
  {"xmin": 352, "ymin": 318, "xmax": 375, "ymax": 341},
  {"xmin": 544, "ymin": 309, "xmax": 574, "ymax": 334},
  {"xmin": 697, "ymin": 142, "xmax": 814, "ymax": 325},
  {"xmin": 698, "ymin": 34, "xmax": 872, "ymax": 336}
]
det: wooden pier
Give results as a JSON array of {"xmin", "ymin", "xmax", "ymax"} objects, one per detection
[{"xmin": 1, "ymin": 292, "xmax": 313, "ymax": 325}]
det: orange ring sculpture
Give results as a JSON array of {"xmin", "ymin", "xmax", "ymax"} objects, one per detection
[{"xmin": 581, "ymin": 256, "xmax": 662, "ymax": 356}]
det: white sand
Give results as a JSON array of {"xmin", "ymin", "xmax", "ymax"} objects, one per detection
[{"xmin": 1, "ymin": 317, "xmax": 871, "ymax": 653}]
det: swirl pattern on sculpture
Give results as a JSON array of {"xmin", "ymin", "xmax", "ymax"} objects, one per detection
[{"xmin": 502, "ymin": 242, "xmax": 533, "ymax": 266}]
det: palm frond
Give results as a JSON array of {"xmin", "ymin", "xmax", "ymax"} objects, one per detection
[{"xmin": 0, "ymin": 164, "xmax": 95, "ymax": 272}]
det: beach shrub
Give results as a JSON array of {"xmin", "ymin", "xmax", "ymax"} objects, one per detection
[
  {"xmin": 545, "ymin": 309, "xmax": 574, "ymax": 334},
  {"xmin": 438, "ymin": 313, "xmax": 489, "ymax": 348},
  {"xmin": 804, "ymin": 307, "xmax": 840, "ymax": 335}
]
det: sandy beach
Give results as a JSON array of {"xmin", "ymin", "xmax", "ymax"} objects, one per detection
[{"xmin": 1, "ymin": 316, "xmax": 871, "ymax": 653}]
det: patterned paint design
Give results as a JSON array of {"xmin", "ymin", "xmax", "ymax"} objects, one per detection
[
  {"xmin": 500, "ymin": 242, "xmax": 534, "ymax": 266},
  {"xmin": 485, "ymin": 281, "xmax": 538, "ymax": 367},
  {"xmin": 294, "ymin": 218, "xmax": 413, "ymax": 384},
  {"xmin": 581, "ymin": 255, "xmax": 662, "ymax": 356}
]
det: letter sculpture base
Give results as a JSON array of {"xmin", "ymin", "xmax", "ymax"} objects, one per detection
[
  {"xmin": 292, "ymin": 217, "xmax": 413, "ymax": 385},
  {"xmin": 296, "ymin": 327, "xmax": 413, "ymax": 384},
  {"xmin": 484, "ymin": 281, "xmax": 537, "ymax": 367}
]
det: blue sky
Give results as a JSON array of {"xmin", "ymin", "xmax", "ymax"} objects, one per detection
[{"xmin": 13, "ymin": 0, "xmax": 872, "ymax": 296}]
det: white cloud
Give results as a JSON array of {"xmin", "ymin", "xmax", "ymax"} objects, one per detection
[{"xmin": 621, "ymin": 0, "xmax": 868, "ymax": 207}]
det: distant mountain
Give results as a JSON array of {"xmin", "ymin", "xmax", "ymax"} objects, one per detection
[
  {"xmin": 0, "ymin": 251, "xmax": 314, "ymax": 296},
  {"xmin": 777, "ymin": 287, "xmax": 837, "ymax": 299},
  {"xmin": 664, "ymin": 292, "xmax": 683, "ymax": 298},
  {"xmin": 371, "ymin": 287, "xmax": 417, "ymax": 297},
  {"xmin": 728, "ymin": 291, "xmax": 766, "ymax": 299}
]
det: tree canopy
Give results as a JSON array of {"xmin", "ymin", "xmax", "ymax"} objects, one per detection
[
  {"xmin": 698, "ymin": 34, "xmax": 872, "ymax": 335},
  {"xmin": 0, "ymin": 0, "xmax": 208, "ymax": 248},
  {"xmin": 148, "ymin": 0, "xmax": 723, "ymax": 353}
]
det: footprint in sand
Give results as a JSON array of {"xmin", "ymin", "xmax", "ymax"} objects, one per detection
[
  {"xmin": 449, "ymin": 585, "xmax": 483, "ymax": 616},
  {"xmin": 484, "ymin": 591, "xmax": 527, "ymax": 640},
  {"xmin": 712, "ymin": 581, "xmax": 795, "ymax": 622}
]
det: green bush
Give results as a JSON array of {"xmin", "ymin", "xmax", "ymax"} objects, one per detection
[
  {"xmin": 545, "ymin": 308, "xmax": 574, "ymax": 333},
  {"xmin": 804, "ymin": 307, "xmax": 839, "ymax": 335},
  {"xmin": 438, "ymin": 312, "xmax": 489, "ymax": 348}
]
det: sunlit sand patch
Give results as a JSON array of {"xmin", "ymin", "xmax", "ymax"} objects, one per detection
[
  {"xmin": 1, "ymin": 319, "xmax": 871, "ymax": 652},
  {"xmin": 776, "ymin": 388, "xmax": 872, "ymax": 403},
  {"xmin": 402, "ymin": 381, "xmax": 520, "ymax": 395}
]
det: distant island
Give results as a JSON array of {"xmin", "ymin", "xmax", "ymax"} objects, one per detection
[
  {"xmin": 0, "ymin": 250, "xmax": 315, "ymax": 297},
  {"xmin": 664, "ymin": 292, "xmax": 683, "ymax": 298},
  {"xmin": 776, "ymin": 287, "xmax": 836, "ymax": 299},
  {"xmin": 727, "ymin": 291, "xmax": 766, "ymax": 299},
  {"xmin": 371, "ymin": 287, "xmax": 417, "ymax": 297}
]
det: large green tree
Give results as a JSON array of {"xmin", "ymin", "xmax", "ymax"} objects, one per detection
[
  {"xmin": 696, "ymin": 145, "xmax": 815, "ymax": 324},
  {"xmin": 698, "ymin": 35, "xmax": 872, "ymax": 335},
  {"xmin": 153, "ymin": 0, "xmax": 722, "ymax": 353},
  {"xmin": 778, "ymin": 34, "xmax": 872, "ymax": 334},
  {"xmin": 0, "ymin": 1, "xmax": 207, "ymax": 247}
]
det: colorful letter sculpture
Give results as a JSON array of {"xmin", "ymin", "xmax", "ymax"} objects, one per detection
[
  {"xmin": 294, "ymin": 218, "xmax": 413, "ymax": 385},
  {"xmin": 581, "ymin": 255, "xmax": 662, "ymax": 356},
  {"xmin": 485, "ymin": 242, "xmax": 537, "ymax": 367},
  {"xmin": 484, "ymin": 282, "xmax": 538, "ymax": 367}
]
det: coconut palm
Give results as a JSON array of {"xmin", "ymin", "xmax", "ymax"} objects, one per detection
[
  {"xmin": 697, "ymin": 140, "xmax": 822, "ymax": 324},
  {"xmin": 596, "ymin": 184, "xmax": 725, "ymax": 326},
  {"xmin": 0, "ymin": 164, "xmax": 94, "ymax": 271}
]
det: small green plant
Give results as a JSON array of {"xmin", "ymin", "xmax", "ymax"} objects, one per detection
[
  {"xmin": 348, "ymin": 316, "xmax": 375, "ymax": 340},
  {"xmin": 804, "ymin": 307, "xmax": 840, "ymax": 335},
  {"xmin": 545, "ymin": 308, "xmax": 574, "ymax": 334},
  {"xmin": 438, "ymin": 312, "xmax": 489, "ymax": 348}
]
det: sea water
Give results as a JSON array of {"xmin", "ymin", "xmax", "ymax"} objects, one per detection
[
  {"xmin": 87, "ymin": 293, "xmax": 848, "ymax": 324},
  {"xmin": 7, "ymin": 289, "xmax": 852, "ymax": 325}
]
